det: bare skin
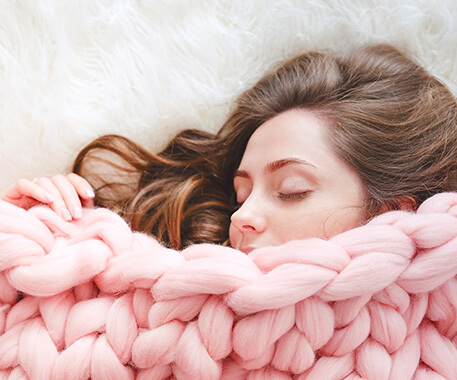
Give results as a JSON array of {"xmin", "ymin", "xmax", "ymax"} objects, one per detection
[
  {"xmin": 0, "ymin": 173, "xmax": 95, "ymax": 220},
  {"xmin": 229, "ymin": 109, "xmax": 368, "ymax": 252}
]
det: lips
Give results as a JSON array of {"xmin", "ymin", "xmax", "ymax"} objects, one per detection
[{"xmin": 240, "ymin": 246, "xmax": 255, "ymax": 254}]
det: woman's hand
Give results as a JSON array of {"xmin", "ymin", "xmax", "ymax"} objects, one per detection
[{"xmin": 0, "ymin": 173, "xmax": 95, "ymax": 220}]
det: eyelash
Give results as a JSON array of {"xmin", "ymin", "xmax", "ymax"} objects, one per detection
[
  {"xmin": 232, "ymin": 191, "xmax": 310, "ymax": 211},
  {"xmin": 277, "ymin": 191, "xmax": 310, "ymax": 200}
]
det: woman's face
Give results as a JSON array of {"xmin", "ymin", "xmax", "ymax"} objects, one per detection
[{"xmin": 229, "ymin": 109, "xmax": 368, "ymax": 253}]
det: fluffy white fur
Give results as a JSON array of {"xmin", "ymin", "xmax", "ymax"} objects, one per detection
[{"xmin": 0, "ymin": 0, "xmax": 456, "ymax": 190}]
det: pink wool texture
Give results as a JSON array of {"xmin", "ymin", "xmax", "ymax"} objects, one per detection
[{"xmin": 1, "ymin": 193, "xmax": 457, "ymax": 380}]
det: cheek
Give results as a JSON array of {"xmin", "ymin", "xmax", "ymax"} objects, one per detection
[
  {"xmin": 316, "ymin": 207, "xmax": 367, "ymax": 239},
  {"xmin": 276, "ymin": 221, "xmax": 320, "ymax": 243},
  {"xmin": 269, "ymin": 209, "xmax": 320, "ymax": 244},
  {"xmin": 276, "ymin": 206, "xmax": 366, "ymax": 242}
]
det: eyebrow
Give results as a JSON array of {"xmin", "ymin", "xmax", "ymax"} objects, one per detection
[{"xmin": 234, "ymin": 158, "xmax": 317, "ymax": 178}]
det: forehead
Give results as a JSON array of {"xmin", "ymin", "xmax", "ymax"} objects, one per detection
[{"xmin": 240, "ymin": 109, "xmax": 334, "ymax": 168}]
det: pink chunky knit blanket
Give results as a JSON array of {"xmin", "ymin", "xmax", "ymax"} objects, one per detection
[{"xmin": 1, "ymin": 193, "xmax": 457, "ymax": 380}]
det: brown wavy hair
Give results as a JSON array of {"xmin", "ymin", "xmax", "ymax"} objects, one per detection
[
  {"xmin": 73, "ymin": 43, "xmax": 457, "ymax": 249},
  {"xmin": 73, "ymin": 130, "xmax": 232, "ymax": 249}
]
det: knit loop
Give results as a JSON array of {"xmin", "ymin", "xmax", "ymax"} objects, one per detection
[{"xmin": 1, "ymin": 193, "xmax": 457, "ymax": 378}]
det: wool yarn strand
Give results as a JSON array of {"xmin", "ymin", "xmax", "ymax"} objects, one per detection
[{"xmin": 1, "ymin": 193, "xmax": 457, "ymax": 378}]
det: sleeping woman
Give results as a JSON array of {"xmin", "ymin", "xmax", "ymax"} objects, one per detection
[{"xmin": 2, "ymin": 43, "xmax": 457, "ymax": 251}]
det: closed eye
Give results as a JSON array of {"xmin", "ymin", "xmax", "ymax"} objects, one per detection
[{"xmin": 277, "ymin": 191, "xmax": 311, "ymax": 200}]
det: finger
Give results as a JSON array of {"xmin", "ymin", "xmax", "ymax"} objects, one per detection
[
  {"xmin": 81, "ymin": 197, "xmax": 95, "ymax": 209},
  {"xmin": 50, "ymin": 175, "xmax": 84, "ymax": 220},
  {"xmin": 66, "ymin": 173, "xmax": 95, "ymax": 200},
  {"xmin": 1, "ymin": 179, "xmax": 55, "ymax": 205},
  {"xmin": 36, "ymin": 177, "xmax": 73, "ymax": 221},
  {"xmin": 0, "ymin": 186, "xmax": 38, "ymax": 209}
]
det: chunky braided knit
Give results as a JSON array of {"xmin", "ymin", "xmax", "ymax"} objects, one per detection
[{"xmin": 1, "ymin": 193, "xmax": 457, "ymax": 379}]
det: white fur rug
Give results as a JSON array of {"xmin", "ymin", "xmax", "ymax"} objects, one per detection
[{"xmin": 0, "ymin": 0, "xmax": 456, "ymax": 190}]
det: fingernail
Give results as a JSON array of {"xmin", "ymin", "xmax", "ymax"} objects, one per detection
[
  {"xmin": 86, "ymin": 188, "xmax": 95, "ymax": 198},
  {"xmin": 73, "ymin": 205, "xmax": 83, "ymax": 219},
  {"xmin": 41, "ymin": 191, "xmax": 55, "ymax": 202},
  {"xmin": 61, "ymin": 208, "xmax": 72, "ymax": 221}
]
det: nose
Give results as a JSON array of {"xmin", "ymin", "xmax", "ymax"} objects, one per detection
[{"xmin": 230, "ymin": 196, "xmax": 267, "ymax": 234}]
